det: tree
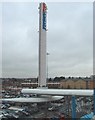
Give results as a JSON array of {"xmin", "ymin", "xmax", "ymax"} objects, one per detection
[{"xmin": 60, "ymin": 76, "xmax": 65, "ymax": 80}]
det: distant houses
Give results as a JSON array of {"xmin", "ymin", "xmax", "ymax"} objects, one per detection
[
  {"xmin": 60, "ymin": 77, "xmax": 93, "ymax": 89},
  {"xmin": 1, "ymin": 76, "xmax": 95, "ymax": 93}
]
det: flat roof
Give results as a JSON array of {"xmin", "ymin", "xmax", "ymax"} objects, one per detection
[
  {"xmin": 21, "ymin": 83, "xmax": 60, "ymax": 84},
  {"xmin": 2, "ymin": 96, "xmax": 63, "ymax": 103},
  {"xmin": 21, "ymin": 88, "xmax": 93, "ymax": 96}
]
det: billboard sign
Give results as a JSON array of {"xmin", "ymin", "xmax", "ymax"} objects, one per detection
[{"xmin": 43, "ymin": 3, "xmax": 47, "ymax": 31}]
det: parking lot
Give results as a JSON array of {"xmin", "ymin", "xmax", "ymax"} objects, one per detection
[{"xmin": 0, "ymin": 95, "xmax": 94, "ymax": 120}]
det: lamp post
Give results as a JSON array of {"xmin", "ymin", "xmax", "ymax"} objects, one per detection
[{"xmin": 72, "ymin": 95, "xmax": 76, "ymax": 120}]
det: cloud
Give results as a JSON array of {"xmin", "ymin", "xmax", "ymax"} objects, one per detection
[
  {"xmin": 2, "ymin": 2, "xmax": 93, "ymax": 78},
  {"xmin": 0, "ymin": 3, "xmax": 2, "ymax": 77}
]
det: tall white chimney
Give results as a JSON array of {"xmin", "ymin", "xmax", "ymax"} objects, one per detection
[{"xmin": 38, "ymin": 3, "xmax": 47, "ymax": 87}]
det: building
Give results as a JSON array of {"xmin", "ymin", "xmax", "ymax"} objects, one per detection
[{"xmin": 60, "ymin": 78, "xmax": 92, "ymax": 89}]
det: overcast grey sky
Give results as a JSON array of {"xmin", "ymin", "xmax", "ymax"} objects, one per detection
[{"xmin": 1, "ymin": 2, "xmax": 93, "ymax": 78}]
